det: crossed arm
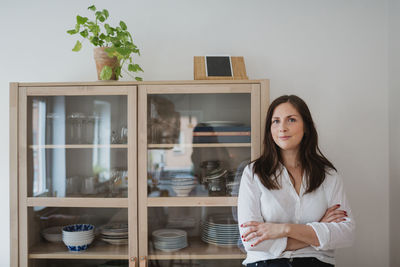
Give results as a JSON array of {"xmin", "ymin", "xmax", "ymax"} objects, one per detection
[{"xmin": 241, "ymin": 204, "xmax": 347, "ymax": 251}]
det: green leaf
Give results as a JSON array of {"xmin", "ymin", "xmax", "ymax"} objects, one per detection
[
  {"xmin": 72, "ymin": 40, "xmax": 82, "ymax": 52},
  {"xmin": 67, "ymin": 29, "xmax": 78, "ymax": 35},
  {"xmin": 103, "ymin": 9, "xmax": 109, "ymax": 19},
  {"xmin": 100, "ymin": 66, "xmax": 113, "ymax": 80},
  {"xmin": 135, "ymin": 77, "xmax": 143, "ymax": 81},
  {"xmin": 137, "ymin": 65, "xmax": 144, "ymax": 72},
  {"xmin": 104, "ymin": 24, "xmax": 112, "ymax": 35},
  {"xmin": 99, "ymin": 33, "xmax": 106, "ymax": 40},
  {"xmin": 98, "ymin": 15, "xmax": 106, "ymax": 22},
  {"xmin": 76, "ymin": 15, "xmax": 88, "ymax": 25},
  {"xmin": 128, "ymin": 64, "xmax": 135, "ymax": 72},
  {"xmin": 92, "ymin": 25, "xmax": 100, "ymax": 35},
  {"xmin": 75, "ymin": 24, "xmax": 80, "ymax": 32},
  {"xmin": 80, "ymin": 29, "xmax": 89, "ymax": 38},
  {"xmin": 115, "ymin": 47, "xmax": 131, "ymax": 56},
  {"xmin": 120, "ymin": 21, "xmax": 127, "ymax": 30},
  {"xmin": 88, "ymin": 5, "xmax": 96, "ymax": 11},
  {"xmin": 91, "ymin": 36, "xmax": 99, "ymax": 46}
]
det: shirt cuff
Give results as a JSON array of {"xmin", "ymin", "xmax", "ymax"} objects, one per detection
[{"xmin": 306, "ymin": 222, "xmax": 330, "ymax": 250}]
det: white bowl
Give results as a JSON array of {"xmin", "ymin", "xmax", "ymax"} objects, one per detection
[
  {"xmin": 42, "ymin": 226, "xmax": 63, "ymax": 242},
  {"xmin": 172, "ymin": 185, "xmax": 195, "ymax": 197}
]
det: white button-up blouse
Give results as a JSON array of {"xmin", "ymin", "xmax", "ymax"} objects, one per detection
[{"xmin": 237, "ymin": 163, "xmax": 355, "ymax": 265}]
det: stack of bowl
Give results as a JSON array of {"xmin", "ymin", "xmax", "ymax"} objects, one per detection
[
  {"xmin": 170, "ymin": 177, "xmax": 196, "ymax": 197},
  {"xmin": 62, "ymin": 224, "xmax": 95, "ymax": 252}
]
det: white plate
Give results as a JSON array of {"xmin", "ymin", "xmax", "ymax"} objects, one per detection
[
  {"xmin": 152, "ymin": 229, "xmax": 187, "ymax": 239},
  {"xmin": 101, "ymin": 238, "xmax": 128, "ymax": 245}
]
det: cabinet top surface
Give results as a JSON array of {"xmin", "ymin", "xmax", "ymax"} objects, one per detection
[{"xmin": 12, "ymin": 79, "xmax": 269, "ymax": 87}]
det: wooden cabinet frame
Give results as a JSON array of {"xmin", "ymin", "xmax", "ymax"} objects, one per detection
[{"xmin": 10, "ymin": 80, "xmax": 269, "ymax": 267}]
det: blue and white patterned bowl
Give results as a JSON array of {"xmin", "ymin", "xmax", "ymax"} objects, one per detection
[
  {"xmin": 63, "ymin": 224, "xmax": 94, "ymax": 232},
  {"xmin": 65, "ymin": 244, "xmax": 89, "ymax": 252},
  {"xmin": 62, "ymin": 224, "xmax": 95, "ymax": 252}
]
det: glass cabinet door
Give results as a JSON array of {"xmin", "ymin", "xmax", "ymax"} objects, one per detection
[
  {"xmin": 18, "ymin": 86, "xmax": 137, "ymax": 267},
  {"xmin": 27, "ymin": 95, "xmax": 128, "ymax": 198},
  {"xmin": 138, "ymin": 84, "xmax": 264, "ymax": 266}
]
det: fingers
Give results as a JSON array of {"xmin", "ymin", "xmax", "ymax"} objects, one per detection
[
  {"xmin": 320, "ymin": 208, "xmax": 347, "ymax": 222},
  {"xmin": 242, "ymin": 232, "xmax": 258, "ymax": 242},
  {"xmin": 241, "ymin": 221, "xmax": 260, "ymax": 228},
  {"xmin": 326, "ymin": 212, "xmax": 347, "ymax": 223},
  {"xmin": 242, "ymin": 226, "xmax": 258, "ymax": 239},
  {"xmin": 326, "ymin": 204, "xmax": 341, "ymax": 213},
  {"xmin": 326, "ymin": 210, "xmax": 347, "ymax": 219}
]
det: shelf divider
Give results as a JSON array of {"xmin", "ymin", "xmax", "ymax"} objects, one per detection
[
  {"xmin": 29, "ymin": 144, "xmax": 128, "ymax": 149},
  {"xmin": 147, "ymin": 197, "xmax": 238, "ymax": 207},
  {"xmin": 29, "ymin": 241, "xmax": 128, "ymax": 259},
  {"xmin": 27, "ymin": 197, "xmax": 128, "ymax": 208},
  {"xmin": 148, "ymin": 143, "xmax": 250, "ymax": 149}
]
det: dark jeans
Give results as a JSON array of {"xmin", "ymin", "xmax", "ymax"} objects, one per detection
[{"xmin": 247, "ymin": 257, "xmax": 334, "ymax": 267}]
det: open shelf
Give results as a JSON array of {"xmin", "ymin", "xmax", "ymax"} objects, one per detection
[
  {"xmin": 147, "ymin": 197, "xmax": 237, "ymax": 207},
  {"xmin": 27, "ymin": 197, "xmax": 128, "ymax": 208},
  {"xmin": 29, "ymin": 144, "xmax": 128, "ymax": 149},
  {"xmin": 148, "ymin": 143, "xmax": 250, "ymax": 149},
  {"xmin": 29, "ymin": 241, "xmax": 128, "ymax": 259},
  {"xmin": 148, "ymin": 238, "xmax": 245, "ymax": 260}
]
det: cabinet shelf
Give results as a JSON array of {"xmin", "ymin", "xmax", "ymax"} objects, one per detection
[
  {"xmin": 27, "ymin": 197, "xmax": 128, "ymax": 208},
  {"xmin": 148, "ymin": 143, "xmax": 250, "ymax": 149},
  {"xmin": 29, "ymin": 241, "xmax": 128, "ymax": 259},
  {"xmin": 147, "ymin": 197, "xmax": 237, "ymax": 207},
  {"xmin": 29, "ymin": 144, "xmax": 128, "ymax": 149},
  {"xmin": 148, "ymin": 238, "xmax": 245, "ymax": 260}
]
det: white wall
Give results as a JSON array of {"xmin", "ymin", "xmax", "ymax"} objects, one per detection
[
  {"xmin": 0, "ymin": 0, "xmax": 391, "ymax": 266},
  {"xmin": 389, "ymin": 0, "xmax": 400, "ymax": 266}
]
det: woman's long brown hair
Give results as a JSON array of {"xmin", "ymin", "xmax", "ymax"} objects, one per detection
[{"xmin": 253, "ymin": 95, "xmax": 336, "ymax": 194}]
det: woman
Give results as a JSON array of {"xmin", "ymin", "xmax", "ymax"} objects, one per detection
[{"xmin": 238, "ymin": 95, "xmax": 355, "ymax": 267}]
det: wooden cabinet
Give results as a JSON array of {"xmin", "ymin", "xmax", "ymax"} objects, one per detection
[{"xmin": 10, "ymin": 80, "xmax": 269, "ymax": 267}]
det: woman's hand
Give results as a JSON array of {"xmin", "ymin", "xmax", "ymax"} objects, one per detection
[
  {"xmin": 319, "ymin": 204, "xmax": 347, "ymax": 223},
  {"xmin": 241, "ymin": 221, "xmax": 288, "ymax": 247}
]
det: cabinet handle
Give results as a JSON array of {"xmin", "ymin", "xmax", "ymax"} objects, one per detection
[
  {"xmin": 139, "ymin": 256, "xmax": 147, "ymax": 267},
  {"xmin": 130, "ymin": 257, "xmax": 137, "ymax": 267}
]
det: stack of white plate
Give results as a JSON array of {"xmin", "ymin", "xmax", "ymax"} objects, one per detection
[
  {"xmin": 201, "ymin": 215, "xmax": 239, "ymax": 247},
  {"xmin": 100, "ymin": 223, "xmax": 128, "ymax": 245},
  {"xmin": 152, "ymin": 229, "xmax": 188, "ymax": 252},
  {"xmin": 170, "ymin": 177, "xmax": 196, "ymax": 197},
  {"xmin": 41, "ymin": 226, "xmax": 63, "ymax": 242},
  {"xmin": 62, "ymin": 224, "xmax": 95, "ymax": 252}
]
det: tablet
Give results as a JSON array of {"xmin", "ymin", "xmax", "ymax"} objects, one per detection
[{"xmin": 205, "ymin": 56, "xmax": 233, "ymax": 77}]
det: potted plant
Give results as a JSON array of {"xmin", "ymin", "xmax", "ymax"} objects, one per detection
[{"xmin": 67, "ymin": 5, "xmax": 143, "ymax": 80}]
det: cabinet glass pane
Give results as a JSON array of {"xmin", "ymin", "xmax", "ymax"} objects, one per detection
[
  {"xmin": 147, "ymin": 94, "xmax": 251, "ymax": 198},
  {"xmin": 27, "ymin": 95, "xmax": 128, "ymax": 198},
  {"xmin": 147, "ymin": 207, "xmax": 244, "ymax": 259},
  {"xmin": 28, "ymin": 207, "xmax": 128, "ymax": 260}
]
